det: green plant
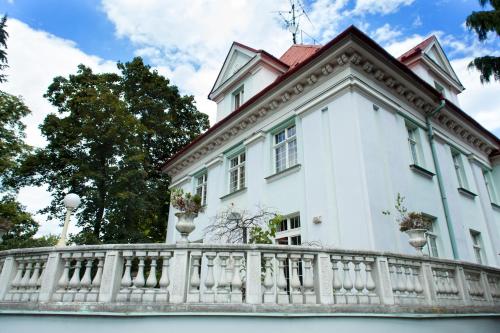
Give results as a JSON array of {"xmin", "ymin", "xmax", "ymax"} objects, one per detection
[
  {"xmin": 249, "ymin": 214, "xmax": 283, "ymax": 244},
  {"xmin": 170, "ymin": 188, "xmax": 204, "ymax": 215},
  {"xmin": 383, "ymin": 193, "xmax": 433, "ymax": 232}
]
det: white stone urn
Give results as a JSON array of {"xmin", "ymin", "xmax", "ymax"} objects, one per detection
[
  {"xmin": 175, "ymin": 212, "xmax": 197, "ymax": 243},
  {"xmin": 406, "ymin": 228, "xmax": 428, "ymax": 256}
]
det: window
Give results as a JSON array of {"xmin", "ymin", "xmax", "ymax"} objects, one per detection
[
  {"xmin": 470, "ymin": 230, "xmax": 485, "ymax": 265},
  {"xmin": 233, "ymin": 86, "xmax": 244, "ymax": 110},
  {"xmin": 276, "ymin": 215, "xmax": 301, "ymax": 245},
  {"xmin": 451, "ymin": 150, "xmax": 468, "ymax": 189},
  {"xmin": 273, "ymin": 124, "xmax": 298, "ymax": 173},
  {"xmin": 406, "ymin": 123, "xmax": 421, "ymax": 166},
  {"xmin": 434, "ymin": 81, "xmax": 444, "ymax": 94},
  {"xmin": 195, "ymin": 172, "xmax": 207, "ymax": 206},
  {"xmin": 483, "ymin": 169, "xmax": 499, "ymax": 204},
  {"xmin": 425, "ymin": 223, "xmax": 439, "ymax": 257},
  {"xmin": 228, "ymin": 151, "xmax": 245, "ymax": 193}
]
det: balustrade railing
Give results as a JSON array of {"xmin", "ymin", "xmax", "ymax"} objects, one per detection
[{"xmin": 0, "ymin": 244, "xmax": 499, "ymax": 312}]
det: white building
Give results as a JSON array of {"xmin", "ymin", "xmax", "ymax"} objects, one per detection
[{"xmin": 163, "ymin": 26, "xmax": 500, "ymax": 266}]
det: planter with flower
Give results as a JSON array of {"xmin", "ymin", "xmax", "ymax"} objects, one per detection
[
  {"xmin": 383, "ymin": 194, "xmax": 433, "ymax": 255},
  {"xmin": 171, "ymin": 188, "xmax": 204, "ymax": 243}
]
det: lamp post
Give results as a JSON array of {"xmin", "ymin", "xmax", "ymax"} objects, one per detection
[{"xmin": 56, "ymin": 193, "xmax": 81, "ymax": 247}]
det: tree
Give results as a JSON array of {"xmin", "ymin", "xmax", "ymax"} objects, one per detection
[
  {"xmin": 466, "ymin": 0, "xmax": 500, "ymax": 83},
  {"xmin": 0, "ymin": 197, "xmax": 57, "ymax": 251},
  {"xmin": 18, "ymin": 58, "xmax": 209, "ymax": 244},
  {"xmin": 204, "ymin": 205, "xmax": 282, "ymax": 244},
  {"xmin": 0, "ymin": 15, "xmax": 8, "ymax": 83}
]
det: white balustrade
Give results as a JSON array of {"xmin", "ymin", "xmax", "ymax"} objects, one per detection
[{"xmin": 0, "ymin": 244, "xmax": 499, "ymax": 312}]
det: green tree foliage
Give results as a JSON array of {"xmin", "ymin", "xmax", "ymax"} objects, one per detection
[
  {"xmin": 0, "ymin": 15, "xmax": 8, "ymax": 83},
  {"xmin": 466, "ymin": 0, "xmax": 500, "ymax": 83},
  {"xmin": 18, "ymin": 58, "xmax": 209, "ymax": 244},
  {"xmin": 0, "ymin": 197, "xmax": 57, "ymax": 250}
]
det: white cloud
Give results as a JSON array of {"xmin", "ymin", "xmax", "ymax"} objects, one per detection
[
  {"xmin": 351, "ymin": 0, "xmax": 415, "ymax": 16},
  {"xmin": 101, "ymin": 0, "xmax": 294, "ymax": 124},
  {"xmin": 2, "ymin": 18, "xmax": 116, "ymax": 236},
  {"xmin": 384, "ymin": 34, "xmax": 426, "ymax": 57},
  {"xmin": 412, "ymin": 15, "xmax": 422, "ymax": 28},
  {"xmin": 372, "ymin": 23, "xmax": 402, "ymax": 44}
]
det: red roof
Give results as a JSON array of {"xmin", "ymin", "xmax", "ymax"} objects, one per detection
[
  {"xmin": 398, "ymin": 35, "xmax": 436, "ymax": 62},
  {"xmin": 279, "ymin": 44, "xmax": 322, "ymax": 69}
]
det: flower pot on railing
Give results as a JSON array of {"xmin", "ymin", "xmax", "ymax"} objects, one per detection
[
  {"xmin": 170, "ymin": 188, "xmax": 204, "ymax": 244},
  {"xmin": 175, "ymin": 212, "xmax": 197, "ymax": 243},
  {"xmin": 406, "ymin": 228, "xmax": 428, "ymax": 256}
]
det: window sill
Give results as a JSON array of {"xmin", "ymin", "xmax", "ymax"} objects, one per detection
[
  {"xmin": 458, "ymin": 187, "xmax": 477, "ymax": 199},
  {"xmin": 220, "ymin": 187, "xmax": 247, "ymax": 201},
  {"xmin": 491, "ymin": 202, "xmax": 500, "ymax": 210},
  {"xmin": 265, "ymin": 164, "xmax": 301, "ymax": 183},
  {"xmin": 409, "ymin": 164, "xmax": 435, "ymax": 179}
]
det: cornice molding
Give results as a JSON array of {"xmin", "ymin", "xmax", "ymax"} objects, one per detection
[{"xmin": 167, "ymin": 45, "xmax": 498, "ymax": 178}]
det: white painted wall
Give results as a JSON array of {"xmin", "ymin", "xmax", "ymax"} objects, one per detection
[{"xmin": 167, "ymin": 66, "xmax": 500, "ymax": 268}]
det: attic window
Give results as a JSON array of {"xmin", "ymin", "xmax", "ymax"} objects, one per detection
[{"xmin": 233, "ymin": 86, "xmax": 244, "ymax": 110}]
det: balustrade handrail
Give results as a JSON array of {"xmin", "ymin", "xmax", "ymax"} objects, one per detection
[
  {"xmin": 0, "ymin": 243, "xmax": 499, "ymax": 314},
  {"xmin": 1, "ymin": 243, "xmax": 499, "ymax": 273}
]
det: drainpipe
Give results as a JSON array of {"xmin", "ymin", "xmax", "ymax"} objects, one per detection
[{"xmin": 425, "ymin": 99, "xmax": 459, "ymax": 260}]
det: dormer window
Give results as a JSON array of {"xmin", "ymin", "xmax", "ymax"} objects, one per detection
[{"xmin": 233, "ymin": 86, "xmax": 244, "ymax": 110}]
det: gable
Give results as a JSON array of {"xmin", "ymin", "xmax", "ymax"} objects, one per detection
[
  {"xmin": 221, "ymin": 50, "xmax": 253, "ymax": 82},
  {"xmin": 422, "ymin": 40, "xmax": 462, "ymax": 87}
]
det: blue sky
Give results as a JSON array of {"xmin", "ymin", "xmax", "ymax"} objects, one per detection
[{"xmin": 0, "ymin": 0, "xmax": 498, "ymax": 235}]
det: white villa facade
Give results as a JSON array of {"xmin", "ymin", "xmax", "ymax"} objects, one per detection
[
  {"xmin": 164, "ymin": 27, "xmax": 500, "ymax": 266},
  {"xmin": 1, "ymin": 26, "xmax": 499, "ymax": 333}
]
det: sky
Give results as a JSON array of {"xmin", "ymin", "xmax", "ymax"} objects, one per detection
[{"xmin": 0, "ymin": 0, "xmax": 499, "ymax": 236}]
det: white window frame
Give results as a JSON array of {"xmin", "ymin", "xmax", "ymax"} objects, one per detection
[
  {"xmin": 233, "ymin": 86, "xmax": 244, "ymax": 110},
  {"xmin": 228, "ymin": 151, "xmax": 246, "ymax": 194},
  {"xmin": 272, "ymin": 123, "xmax": 298, "ymax": 173},
  {"xmin": 195, "ymin": 172, "xmax": 208, "ymax": 206},
  {"xmin": 405, "ymin": 122, "xmax": 422, "ymax": 166},
  {"xmin": 470, "ymin": 229, "xmax": 485, "ymax": 265},
  {"xmin": 276, "ymin": 214, "xmax": 301, "ymax": 245},
  {"xmin": 451, "ymin": 149, "xmax": 468, "ymax": 189},
  {"xmin": 483, "ymin": 169, "xmax": 499, "ymax": 204}
]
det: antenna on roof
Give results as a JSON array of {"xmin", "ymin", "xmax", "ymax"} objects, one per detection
[{"xmin": 275, "ymin": 0, "xmax": 314, "ymax": 45}]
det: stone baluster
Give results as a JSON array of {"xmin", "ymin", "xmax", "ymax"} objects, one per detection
[
  {"xmin": 27, "ymin": 259, "xmax": 41, "ymax": 301},
  {"xmin": 143, "ymin": 251, "xmax": 159, "ymax": 302},
  {"xmin": 19, "ymin": 259, "xmax": 32, "ymax": 301},
  {"xmin": 331, "ymin": 255, "xmax": 344, "ymax": 304},
  {"xmin": 262, "ymin": 253, "xmax": 275, "ymax": 304},
  {"xmin": 87, "ymin": 253, "xmax": 104, "ymax": 302},
  {"xmin": 276, "ymin": 253, "xmax": 289, "ymax": 304},
  {"xmin": 65, "ymin": 253, "xmax": 83, "ymax": 302},
  {"xmin": 290, "ymin": 254, "xmax": 303, "ymax": 304},
  {"xmin": 156, "ymin": 251, "xmax": 172, "ymax": 302},
  {"xmin": 396, "ymin": 262, "xmax": 407, "ymax": 297},
  {"xmin": 117, "ymin": 251, "xmax": 133, "ymax": 302},
  {"xmin": 52, "ymin": 254, "xmax": 71, "ymax": 301},
  {"xmin": 448, "ymin": 270, "xmax": 458, "ymax": 295},
  {"xmin": 216, "ymin": 252, "xmax": 230, "ymax": 303},
  {"xmin": 433, "ymin": 269, "xmax": 442, "ymax": 295},
  {"xmin": 342, "ymin": 256, "xmax": 355, "ymax": 304},
  {"xmin": 412, "ymin": 264, "xmax": 423, "ymax": 296},
  {"xmin": 130, "ymin": 252, "xmax": 146, "ymax": 302},
  {"xmin": 187, "ymin": 251, "xmax": 202, "ymax": 303},
  {"xmin": 75, "ymin": 253, "xmax": 94, "ymax": 301},
  {"xmin": 353, "ymin": 257, "xmax": 365, "ymax": 303},
  {"xmin": 404, "ymin": 264, "xmax": 415, "ymax": 296},
  {"xmin": 364, "ymin": 257, "xmax": 379, "ymax": 304},
  {"xmin": 302, "ymin": 254, "xmax": 315, "ymax": 304},
  {"xmin": 202, "ymin": 252, "xmax": 216, "ymax": 303},
  {"xmin": 230, "ymin": 252, "xmax": 244, "ymax": 303}
]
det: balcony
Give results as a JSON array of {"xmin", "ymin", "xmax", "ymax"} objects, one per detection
[{"xmin": 0, "ymin": 243, "xmax": 499, "ymax": 317}]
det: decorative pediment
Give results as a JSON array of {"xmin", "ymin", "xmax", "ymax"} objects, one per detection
[
  {"xmin": 209, "ymin": 43, "xmax": 257, "ymax": 97},
  {"xmin": 422, "ymin": 39, "xmax": 462, "ymax": 86}
]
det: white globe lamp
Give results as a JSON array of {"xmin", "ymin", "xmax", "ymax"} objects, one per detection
[{"xmin": 57, "ymin": 193, "xmax": 81, "ymax": 247}]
